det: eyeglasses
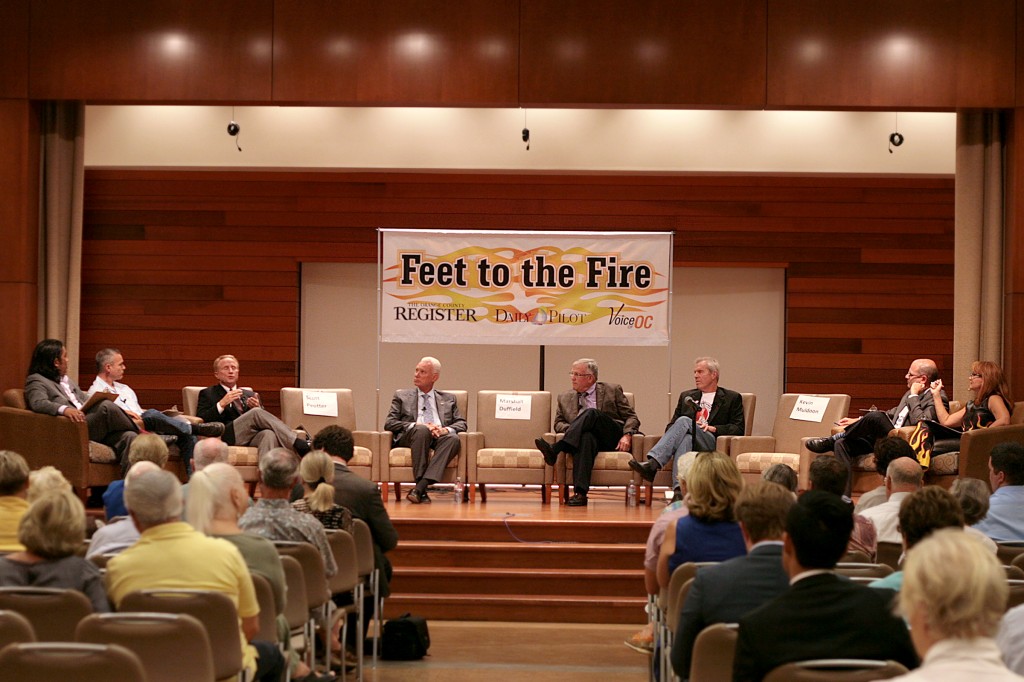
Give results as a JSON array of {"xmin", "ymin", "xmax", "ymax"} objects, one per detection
[
  {"xmin": 569, "ymin": 372, "xmax": 593, "ymax": 378},
  {"xmin": 969, "ymin": 372, "xmax": 982, "ymax": 378}
]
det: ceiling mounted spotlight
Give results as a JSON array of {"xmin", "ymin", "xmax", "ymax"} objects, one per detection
[
  {"xmin": 521, "ymin": 108, "xmax": 530, "ymax": 151},
  {"xmin": 888, "ymin": 112, "xmax": 903, "ymax": 154},
  {"xmin": 227, "ymin": 107, "xmax": 242, "ymax": 152}
]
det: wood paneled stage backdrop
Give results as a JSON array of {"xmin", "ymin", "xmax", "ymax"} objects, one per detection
[{"xmin": 80, "ymin": 170, "xmax": 953, "ymax": 420}]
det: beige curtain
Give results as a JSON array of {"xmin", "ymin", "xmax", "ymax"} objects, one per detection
[
  {"xmin": 38, "ymin": 102, "xmax": 85, "ymax": 377},
  {"xmin": 954, "ymin": 111, "xmax": 1005, "ymax": 405}
]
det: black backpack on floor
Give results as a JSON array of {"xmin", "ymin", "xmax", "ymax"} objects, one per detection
[{"xmin": 381, "ymin": 612, "xmax": 430, "ymax": 660}]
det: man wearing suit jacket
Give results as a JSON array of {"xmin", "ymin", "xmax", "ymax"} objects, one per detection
[
  {"xmin": 805, "ymin": 358, "xmax": 948, "ymax": 495},
  {"xmin": 384, "ymin": 356, "xmax": 467, "ymax": 504},
  {"xmin": 534, "ymin": 358, "xmax": 641, "ymax": 507},
  {"xmin": 631, "ymin": 357, "xmax": 744, "ymax": 495},
  {"xmin": 731, "ymin": 490, "xmax": 917, "ymax": 681},
  {"xmin": 24, "ymin": 338, "xmax": 139, "ymax": 464},
  {"xmin": 671, "ymin": 481, "xmax": 793, "ymax": 678},
  {"xmin": 196, "ymin": 354, "xmax": 309, "ymax": 457}
]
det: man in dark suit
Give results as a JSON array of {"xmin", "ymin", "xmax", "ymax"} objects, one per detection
[
  {"xmin": 196, "ymin": 354, "xmax": 309, "ymax": 457},
  {"xmin": 671, "ymin": 480, "xmax": 793, "ymax": 678},
  {"xmin": 534, "ymin": 358, "xmax": 641, "ymax": 507},
  {"xmin": 805, "ymin": 358, "xmax": 948, "ymax": 495},
  {"xmin": 23, "ymin": 338, "xmax": 139, "ymax": 463},
  {"xmin": 384, "ymin": 356, "xmax": 467, "ymax": 504},
  {"xmin": 731, "ymin": 490, "xmax": 917, "ymax": 682},
  {"xmin": 630, "ymin": 357, "xmax": 744, "ymax": 496}
]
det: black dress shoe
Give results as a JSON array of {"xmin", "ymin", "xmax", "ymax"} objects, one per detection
[
  {"xmin": 628, "ymin": 458, "xmax": 659, "ymax": 483},
  {"xmin": 535, "ymin": 438, "xmax": 558, "ymax": 466},
  {"xmin": 566, "ymin": 492, "xmax": 588, "ymax": 507},
  {"xmin": 406, "ymin": 489, "xmax": 424, "ymax": 504},
  {"xmin": 805, "ymin": 436, "xmax": 836, "ymax": 454},
  {"xmin": 420, "ymin": 490, "xmax": 432, "ymax": 504},
  {"xmin": 192, "ymin": 421, "xmax": 225, "ymax": 437}
]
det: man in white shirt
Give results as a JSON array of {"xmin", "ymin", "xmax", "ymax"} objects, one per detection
[
  {"xmin": 89, "ymin": 348, "xmax": 223, "ymax": 472},
  {"xmin": 859, "ymin": 457, "xmax": 924, "ymax": 543}
]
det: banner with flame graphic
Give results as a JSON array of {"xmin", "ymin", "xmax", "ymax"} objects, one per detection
[{"xmin": 380, "ymin": 229, "xmax": 672, "ymax": 345}]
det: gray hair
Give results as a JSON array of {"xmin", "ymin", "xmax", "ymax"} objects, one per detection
[
  {"xmin": 762, "ymin": 463, "xmax": 798, "ymax": 493},
  {"xmin": 192, "ymin": 437, "xmax": 229, "ymax": 473},
  {"xmin": 259, "ymin": 447, "xmax": 300, "ymax": 490},
  {"xmin": 125, "ymin": 466, "xmax": 183, "ymax": 527},
  {"xmin": 95, "ymin": 348, "xmax": 120, "ymax": 373},
  {"xmin": 675, "ymin": 451, "xmax": 698, "ymax": 488},
  {"xmin": 572, "ymin": 358, "xmax": 599, "ymax": 380},
  {"xmin": 695, "ymin": 357, "xmax": 720, "ymax": 377},
  {"xmin": 419, "ymin": 356, "xmax": 441, "ymax": 374},
  {"xmin": 887, "ymin": 457, "xmax": 924, "ymax": 488}
]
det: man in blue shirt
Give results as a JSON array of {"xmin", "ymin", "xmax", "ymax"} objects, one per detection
[{"xmin": 974, "ymin": 441, "xmax": 1024, "ymax": 542}]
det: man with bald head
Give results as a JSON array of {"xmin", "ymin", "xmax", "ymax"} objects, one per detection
[
  {"xmin": 85, "ymin": 460, "xmax": 161, "ymax": 558},
  {"xmin": 859, "ymin": 457, "xmax": 925, "ymax": 543},
  {"xmin": 806, "ymin": 358, "xmax": 947, "ymax": 495}
]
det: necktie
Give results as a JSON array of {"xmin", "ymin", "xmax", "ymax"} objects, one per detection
[
  {"xmin": 422, "ymin": 393, "xmax": 436, "ymax": 424},
  {"xmin": 578, "ymin": 392, "xmax": 587, "ymax": 412}
]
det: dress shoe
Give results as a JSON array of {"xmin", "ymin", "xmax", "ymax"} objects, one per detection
[
  {"xmin": 535, "ymin": 438, "xmax": 558, "ymax": 466},
  {"xmin": 566, "ymin": 492, "xmax": 588, "ymax": 507},
  {"xmin": 805, "ymin": 435, "xmax": 836, "ymax": 453},
  {"xmin": 192, "ymin": 421, "xmax": 225, "ymax": 437},
  {"xmin": 671, "ymin": 489, "xmax": 683, "ymax": 503},
  {"xmin": 628, "ymin": 458, "xmax": 659, "ymax": 483},
  {"xmin": 406, "ymin": 489, "xmax": 424, "ymax": 504}
]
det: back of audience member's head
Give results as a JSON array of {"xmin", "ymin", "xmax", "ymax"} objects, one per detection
[
  {"xmin": 299, "ymin": 450, "xmax": 337, "ymax": 513},
  {"xmin": 27, "ymin": 465, "xmax": 71, "ymax": 503},
  {"xmin": 18, "ymin": 489, "xmax": 86, "ymax": 560},
  {"xmin": 312, "ymin": 426, "xmax": 355, "ymax": 461},
  {"xmin": 673, "ymin": 451, "xmax": 699, "ymax": 491},
  {"xmin": 127, "ymin": 434, "xmax": 170, "ymax": 469},
  {"xmin": 950, "ymin": 477, "xmax": 991, "ymax": 526},
  {"xmin": 900, "ymin": 528, "xmax": 1006, "ymax": 640},
  {"xmin": 259, "ymin": 447, "xmax": 300, "ymax": 490},
  {"xmin": 192, "ymin": 437, "xmax": 229, "ymax": 473},
  {"xmin": 808, "ymin": 455, "xmax": 848, "ymax": 497},
  {"xmin": 786, "ymin": 489, "xmax": 854, "ymax": 569},
  {"xmin": 887, "ymin": 457, "xmax": 924, "ymax": 489},
  {"xmin": 685, "ymin": 451, "xmax": 744, "ymax": 522},
  {"xmin": 990, "ymin": 441, "xmax": 1024, "ymax": 486},
  {"xmin": 186, "ymin": 462, "xmax": 245, "ymax": 535},
  {"xmin": 735, "ymin": 480, "xmax": 794, "ymax": 543},
  {"xmin": 898, "ymin": 486, "xmax": 964, "ymax": 550},
  {"xmin": 872, "ymin": 437, "xmax": 916, "ymax": 476},
  {"xmin": 125, "ymin": 467, "xmax": 182, "ymax": 528},
  {"xmin": 761, "ymin": 463, "xmax": 798, "ymax": 494},
  {"xmin": 0, "ymin": 451, "xmax": 30, "ymax": 497}
]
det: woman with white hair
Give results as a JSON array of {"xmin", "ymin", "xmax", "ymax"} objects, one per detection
[{"xmin": 891, "ymin": 527, "xmax": 1023, "ymax": 680}]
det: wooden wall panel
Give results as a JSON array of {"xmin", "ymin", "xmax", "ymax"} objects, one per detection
[
  {"xmin": 29, "ymin": 0, "xmax": 273, "ymax": 101},
  {"xmin": 768, "ymin": 0, "xmax": 1016, "ymax": 109},
  {"xmin": 81, "ymin": 170, "xmax": 954, "ymax": 418},
  {"xmin": 273, "ymin": 0, "xmax": 519, "ymax": 105},
  {"xmin": 0, "ymin": 0, "xmax": 29, "ymax": 98},
  {"xmin": 520, "ymin": 0, "xmax": 766, "ymax": 107}
]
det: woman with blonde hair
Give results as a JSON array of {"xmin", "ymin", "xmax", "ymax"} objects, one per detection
[
  {"xmin": 292, "ymin": 450, "xmax": 352, "ymax": 532},
  {"xmin": 103, "ymin": 433, "xmax": 170, "ymax": 519},
  {"xmin": 0, "ymin": 489, "xmax": 109, "ymax": 612},
  {"xmin": 909, "ymin": 361, "xmax": 1012, "ymax": 469},
  {"xmin": 656, "ymin": 451, "xmax": 745, "ymax": 588},
  {"xmin": 27, "ymin": 466, "xmax": 71, "ymax": 503},
  {"xmin": 891, "ymin": 527, "xmax": 1022, "ymax": 680}
]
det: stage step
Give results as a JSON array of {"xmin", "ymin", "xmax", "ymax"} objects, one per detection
[
  {"xmin": 383, "ymin": 594, "xmax": 647, "ymax": 624},
  {"xmin": 393, "ymin": 567, "xmax": 645, "ymax": 597},
  {"xmin": 389, "ymin": 540, "xmax": 645, "ymax": 570},
  {"xmin": 393, "ymin": 516, "xmax": 650, "ymax": 544}
]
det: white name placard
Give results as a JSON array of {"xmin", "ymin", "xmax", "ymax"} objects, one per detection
[
  {"xmin": 302, "ymin": 390, "xmax": 338, "ymax": 417},
  {"xmin": 789, "ymin": 395, "xmax": 830, "ymax": 423},
  {"xmin": 494, "ymin": 394, "xmax": 532, "ymax": 420}
]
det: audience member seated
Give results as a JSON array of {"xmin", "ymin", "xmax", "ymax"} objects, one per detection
[
  {"xmin": 859, "ymin": 457, "xmax": 923, "ymax": 543},
  {"xmin": 240, "ymin": 448, "xmax": 336, "ymax": 578},
  {"xmin": 84, "ymin": 461, "xmax": 160, "ymax": 559},
  {"xmin": 671, "ymin": 480, "xmax": 793, "ymax": 678},
  {"xmin": 732, "ymin": 490, "xmax": 917, "ymax": 680},
  {"xmin": 181, "ymin": 436, "xmax": 230, "ymax": 502},
  {"xmin": 625, "ymin": 451, "xmax": 697, "ymax": 654},
  {"xmin": 892, "ymin": 528, "xmax": 1022, "ymax": 681},
  {"xmin": 761, "ymin": 463, "xmax": 797, "ymax": 496},
  {"xmin": 105, "ymin": 467, "xmax": 285, "ymax": 682},
  {"xmin": 869, "ymin": 486, "xmax": 966, "ymax": 592},
  {"xmin": 293, "ymin": 450, "xmax": 353, "ymax": 532},
  {"xmin": 973, "ymin": 441, "xmax": 1024, "ymax": 541},
  {"xmin": 855, "ymin": 437, "xmax": 917, "ymax": 514},
  {"xmin": 0, "ymin": 489, "xmax": 109, "ymax": 612},
  {"xmin": 0, "ymin": 451, "xmax": 30, "ymax": 552},
  {"xmin": 102, "ymin": 434, "xmax": 169, "ymax": 520},
  {"xmin": 26, "ymin": 465, "xmax": 72, "ymax": 503},
  {"xmin": 908, "ymin": 361, "xmax": 1012, "ymax": 470},
  {"xmin": 808, "ymin": 455, "xmax": 877, "ymax": 561},
  {"xmin": 187, "ymin": 462, "xmax": 331, "ymax": 682},
  {"xmin": 951, "ymin": 477, "xmax": 999, "ymax": 553},
  {"xmin": 657, "ymin": 451, "xmax": 746, "ymax": 590}
]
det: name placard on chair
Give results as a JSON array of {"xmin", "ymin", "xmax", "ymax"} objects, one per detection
[
  {"xmin": 789, "ymin": 395, "xmax": 830, "ymax": 422},
  {"xmin": 302, "ymin": 390, "xmax": 338, "ymax": 417},
  {"xmin": 494, "ymin": 394, "xmax": 532, "ymax": 420}
]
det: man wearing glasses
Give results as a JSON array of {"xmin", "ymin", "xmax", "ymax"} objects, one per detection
[
  {"xmin": 534, "ymin": 358, "xmax": 640, "ymax": 507},
  {"xmin": 805, "ymin": 358, "xmax": 948, "ymax": 495}
]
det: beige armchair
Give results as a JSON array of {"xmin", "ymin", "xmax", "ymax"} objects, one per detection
[
  {"xmin": 730, "ymin": 393, "xmax": 851, "ymax": 490},
  {"xmin": 279, "ymin": 388, "xmax": 378, "ymax": 481},
  {"xmin": 914, "ymin": 400, "xmax": 1024, "ymax": 487},
  {"xmin": 466, "ymin": 391, "xmax": 553, "ymax": 504},
  {"xmin": 640, "ymin": 393, "xmax": 756, "ymax": 505},
  {"xmin": 182, "ymin": 386, "xmax": 260, "ymax": 486},
  {"xmin": 380, "ymin": 390, "xmax": 468, "ymax": 502}
]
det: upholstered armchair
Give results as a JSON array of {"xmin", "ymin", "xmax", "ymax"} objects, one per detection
[{"xmin": 279, "ymin": 387, "xmax": 378, "ymax": 481}]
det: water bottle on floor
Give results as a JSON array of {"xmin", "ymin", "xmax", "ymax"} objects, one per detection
[
  {"xmin": 454, "ymin": 476, "xmax": 464, "ymax": 504},
  {"xmin": 627, "ymin": 479, "xmax": 637, "ymax": 508}
]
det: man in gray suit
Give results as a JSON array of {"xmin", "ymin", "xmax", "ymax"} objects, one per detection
[{"xmin": 384, "ymin": 356, "xmax": 466, "ymax": 504}]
